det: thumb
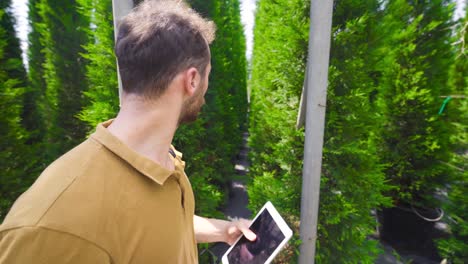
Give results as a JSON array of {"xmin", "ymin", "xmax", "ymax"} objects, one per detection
[{"xmin": 237, "ymin": 219, "xmax": 257, "ymax": 241}]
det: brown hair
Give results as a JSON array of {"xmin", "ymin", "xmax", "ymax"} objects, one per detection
[{"xmin": 115, "ymin": 0, "xmax": 216, "ymax": 98}]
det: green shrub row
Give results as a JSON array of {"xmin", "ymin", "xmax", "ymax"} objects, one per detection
[
  {"xmin": 376, "ymin": 0, "xmax": 456, "ymax": 209},
  {"xmin": 248, "ymin": 0, "xmax": 464, "ymax": 262},
  {"xmin": 437, "ymin": 10, "xmax": 468, "ymax": 263},
  {"xmin": 0, "ymin": 0, "xmax": 248, "ymax": 225},
  {"xmin": 174, "ymin": 0, "xmax": 248, "ymax": 217},
  {"xmin": 0, "ymin": 2, "xmax": 31, "ymax": 220}
]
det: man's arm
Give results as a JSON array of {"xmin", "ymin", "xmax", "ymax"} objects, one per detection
[{"xmin": 193, "ymin": 215, "xmax": 256, "ymax": 245}]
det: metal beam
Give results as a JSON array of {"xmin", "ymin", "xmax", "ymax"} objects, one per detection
[
  {"xmin": 112, "ymin": 0, "xmax": 134, "ymax": 106},
  {"xmin": 298, "ymin": 0, "xmax": 334, "ymax": 263}
]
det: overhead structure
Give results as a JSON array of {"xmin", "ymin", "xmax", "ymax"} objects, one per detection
[
  {"xmin": 112, "ymin": 0, "xmax": 134, "ymax": 106},
  {"xmin": 298, "ymin": 0, "xmax": 334, "ymax": 263}
]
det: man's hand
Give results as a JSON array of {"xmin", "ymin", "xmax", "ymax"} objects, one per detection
[
  {"xmin": 193, "ymin": 215, "xmax": 256, "ymax": 245},
  {"xmin": 224, "ymin": 218, "xmax": 257, "ymax": 245}
]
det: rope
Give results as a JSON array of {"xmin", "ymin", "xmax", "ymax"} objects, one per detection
[
  {"xmin": 394, "ymin": 204, "xmax": 445, "ymax": 222},
  {"xmin": 411, "ymin": 206, "xmax": 444, "ymax": 222}
]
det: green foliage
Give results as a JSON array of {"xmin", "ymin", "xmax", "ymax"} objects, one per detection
[
  {"xmin": 375, "ymin": 0, "xmax": 456, "ymax": 208},
  {"xmin": 1, "ymin": 0, "xmax": 464, "ymax": 261},
  {"xmin": 23, "ymin": 0, "xmax": 45, "ymax": 144},
  {"xmin": 248, "ymin": 0, "xmax": 390, "ymax": 262},
  {"xmin": 437, "ymin": 11, "xmax": 468, "ymax": 263},
  {"xmin": 0, "ymin": 3, "xmax": 30, "ymax": 220},
  {"xmin": 77, "ymin": 0, "xmax": 119, "ymax": 129},
  {"xmin": 248, "ymin": 0, "xmax": 309, "ymax": 215},
  {"xmin": 246, "ymin": 0, "xmax": 312, "ymax": 261},
  {"xmin": 1, "ymin": 0, "xmax": 247, "ymax": 228},
  {"xmin": 35, "ymin": 0, "xmax": 89, "ymax": 161},
  {"xmin": 438, "ymin": 177, "xmax": 468, "ymax": 264},
  {"xmin": 173, "ymin": 0, "xmax": 248, "ymax": 218},
  {"xmin": 175, "ymin": 119, "xmax": 224, "ymax": 219},
  {"xmin": 316, "ymin": 1, "xmax": 392, "ymax": 262}
]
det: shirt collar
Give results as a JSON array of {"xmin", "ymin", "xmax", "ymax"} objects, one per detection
[{"xmin": 90, "ymin": 120, "xmax": 178, "ymax": 185}]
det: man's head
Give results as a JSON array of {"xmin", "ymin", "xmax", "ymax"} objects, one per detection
[{"xmin": 115, "ymin": 0, "xmax": 215, "ymax": 101}]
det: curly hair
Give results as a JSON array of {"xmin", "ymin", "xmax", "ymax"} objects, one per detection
[{"xmin": 115, "ymin": 0, "xmax": 216, "ymax": 98}]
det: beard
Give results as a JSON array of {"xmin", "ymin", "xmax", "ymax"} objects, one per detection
[{"xmin": 178, "ymin": 85, "xmax": 206, "ymax": 125}]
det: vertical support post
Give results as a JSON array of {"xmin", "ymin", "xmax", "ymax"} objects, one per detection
[
  {"xmin": 298, "ymin": 0, "xmax": 334, "ymax": 263},
  {"xmin": 296, "ymin": 63, "xmax": 308, "ymax": 128},
  {"xmin": 111, "ymin": 0, "xmax": 134, "ymax": 106}
]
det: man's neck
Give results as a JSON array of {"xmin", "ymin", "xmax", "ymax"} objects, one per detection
[{"xmin": 107, "ymin": 94, "xmax": 181, "ymax": 171}]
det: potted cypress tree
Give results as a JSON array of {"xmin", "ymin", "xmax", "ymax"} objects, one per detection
[
  {"xmin": 437, "ymin": 11, "xmax": 468, "ymax": 263},
  {"xmin": 375, "ymin": 0, "xmax": 456, "ymax": 259}
]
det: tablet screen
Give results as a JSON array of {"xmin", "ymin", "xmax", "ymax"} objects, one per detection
[{"xmin": 227, "ymin": 209, "xmax": 286, "ymax": 264}]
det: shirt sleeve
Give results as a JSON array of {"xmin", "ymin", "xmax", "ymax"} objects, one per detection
[{"xmin": 0, "ymin": 226, "xmax": 111, "ymax": 264}]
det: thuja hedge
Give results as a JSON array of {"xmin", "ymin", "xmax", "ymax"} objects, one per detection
[
  {"xmin": 437, "ymin": 10, "xmax": 468, "ymax": 263},
  {"xmin": 247, "ymin": 0, "xmax": 465, "ymax": 262},
  {"xmin": 23, "ymin": 0, "xmax": 46, "ymax": 147},
  {"xmin": 375, "ymin": 0, "xmax": 456, "ymax": 210},
  {"xmin": 248, "ymin": 0, "xmax": 390, "ymax": 262},
  {"xmin": 0, "ymin": 2, "xmax": 31, "ymax": 220},
  {"xmin": 0, "ymin": 0, "xmax": 90, "ymax": 221},
  {"xmin": 0, "ymin": 0, "xmax": 247, "ymax": 222},
  {"xmin": 77, "ymin": 0, "xmax": 119, "ymax": 128},
  {"xmin": 34, "ymin": 0, "xmax": 90, "ymax": 161},
  {"xmin": 174, "ymin": 0, "xmax": 248, "ymax": 217}
]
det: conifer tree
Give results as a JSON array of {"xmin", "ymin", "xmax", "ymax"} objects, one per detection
[
  {"xmin": 0, "ymin": 3, "xmax": 27, "ymax": 83},
  {"xmin": 437, "ymin": 9, "xmax": 468, "ymax": 263},
  {"xmin": 247, "ymin": 0, "xmax": 312, "ymax": 262},
  {"xmin": 316, "ymin": 0, "xmax": 390, "ymax": 261},
  {"xmin": 198, "ymin": 0, "xmax": 247, "ymax": 184},
  {"xmin": 248, "ymin": 0, "xmax": 390, "ymax": 262},
  {"xmin": 35, "ymin": 0, "xmax": 89, "ymax": 161},
  {"xmin": 172, "ymin": 0, "xmax": 248, "ymax": 217},
  {"xmin": 0, "ymin": 1, "xmax": 29, "ymax": 220},
  {"xmin": 78, "ymin": 0, "xmax": 119, "ymax": 128},
  {"xmin": 23, "ymin": 0, "xmax": 46, "ymax": 144},
  {"xmin": 376, "ymin": 0, "xmax": 456, "ymax": 209}
]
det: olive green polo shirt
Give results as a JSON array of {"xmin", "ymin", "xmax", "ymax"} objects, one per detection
[{"xmin": 0, "ymin": 120, "xmax": 198, "ymax": 263}]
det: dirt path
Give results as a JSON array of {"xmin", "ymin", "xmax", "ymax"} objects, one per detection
[
  {"xmin": 209, "ymin": 132, "xmax": 252, "ymax": 262},
  {"xmin": 224, "ymin": 131, "xmax": 252, "ymax": 219}
]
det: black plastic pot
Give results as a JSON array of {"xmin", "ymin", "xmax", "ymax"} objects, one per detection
[{"xmin": 377, "ymin": 206, "xmax": 443, "ymax": 262}]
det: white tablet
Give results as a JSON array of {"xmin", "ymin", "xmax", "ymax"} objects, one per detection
[{"xmin": 221, "ymin": 201, "xmax": 293, "ymax": 264}]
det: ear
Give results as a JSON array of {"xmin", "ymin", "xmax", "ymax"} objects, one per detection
[{"xmin": 184, "ymin": 67, "xmax": 201, "ymax": 96}]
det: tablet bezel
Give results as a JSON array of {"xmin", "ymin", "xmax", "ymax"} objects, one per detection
[{"xmin": 221, "ymin": 201, "xmax": 293, "ymax": 264}]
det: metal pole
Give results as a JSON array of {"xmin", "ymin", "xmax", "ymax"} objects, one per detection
[
  {"xmin": 296, "ymin": 63, "xmax": 308, "ymax": 128},
  {"xmin": 298, "ymin": 0, "xmax": 334, "ymax": 263},
  {"xmin": 112, "ymin": 0, "xmax": 134, "ymax": 106}
]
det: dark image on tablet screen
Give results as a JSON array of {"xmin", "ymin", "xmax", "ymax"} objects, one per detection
[{"xmin": 227, "ymin": 209, "xmax": 285, "ymax": 264}]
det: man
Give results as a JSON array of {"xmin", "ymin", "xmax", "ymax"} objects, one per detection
[{"xmin": 0, "ymin": 1, "xmax": 255, "ymax": 263}]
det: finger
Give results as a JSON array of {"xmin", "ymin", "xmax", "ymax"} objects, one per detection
[
  {"xmin": 239, "ymin": 226, "xmax": 256, "ymax": 241},
  {"xmin": 237, "ymin": 220, "xmax": 256, "ymax": 241}
]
